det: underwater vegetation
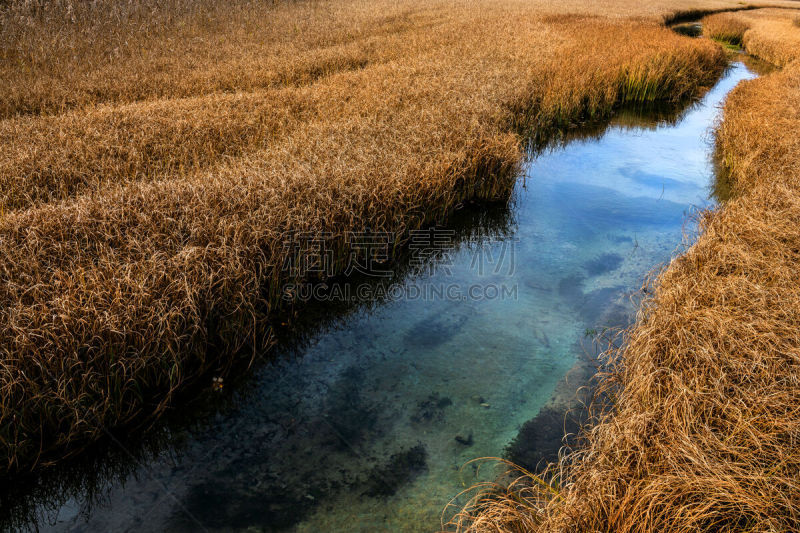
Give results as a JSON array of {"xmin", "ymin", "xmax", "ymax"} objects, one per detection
[
  {"xmin": 363, "ymin": 444, "xmax": 428, "ymax": 498},
  {"xmin": 411, "ymin": 393, "xmax": 454, "ymax": 424},
  {"xmin": 505, "ymin": 406, "xmax": 582, "ymax": 474}
]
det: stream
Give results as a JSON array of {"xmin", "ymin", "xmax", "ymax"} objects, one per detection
[{"xmin": 3, "ymin": 60, "xmax": 760, "ymax": 533}]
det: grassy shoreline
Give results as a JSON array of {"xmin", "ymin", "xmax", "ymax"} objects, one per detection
[
  {"xmin": 3, "ymin": 0, "xmax": 793, "ymax": 483},
  {"xmin": 455, "ymin": 7, "xmax": 800, "ymax": 532}
]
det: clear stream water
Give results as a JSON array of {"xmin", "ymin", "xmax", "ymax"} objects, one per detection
[{"xmin": 7, "ymin": 61, "xmax": 759, "ymax": 533}]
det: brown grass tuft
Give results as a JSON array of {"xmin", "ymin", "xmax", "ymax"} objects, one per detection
[{"xmin": 703, "ymin": 12, "xmax": 751, "ymax": 44}]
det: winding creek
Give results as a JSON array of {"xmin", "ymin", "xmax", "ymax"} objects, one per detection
[{"xmin": 4, "ymin": 60, "xmax": 761, "ymax": 532}]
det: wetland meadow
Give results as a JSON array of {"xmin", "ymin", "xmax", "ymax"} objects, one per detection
[{"xmin": 1, "ymin": 1, "xmax": 800, "ymax": 531}]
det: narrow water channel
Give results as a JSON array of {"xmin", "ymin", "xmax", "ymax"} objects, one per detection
[{"xmin": 8, "ymin": 61, "xmax": 758, "ymax": 533}]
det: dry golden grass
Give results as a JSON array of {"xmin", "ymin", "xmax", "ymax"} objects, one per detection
[
  {"xmin": 704, "ymin": 8, "xmax": 800, "ymax": 66},
  {"xmin": 452, "ymin": 8, "xmax": 800, "ymax": 533},
  {"xmin": 3, "ymin": 0, "xmax": 791, "ymax": 119},
  {"xmin": 1, "ymin": 3, "xmax": 741, "ymax": 213},
  {"xmin": 2, "ymin": 0, "xmax": 789, "ymax": 476},
  {"xmin": 703, "ymin": 12, "xmax": 752, "ymax": 44},
  {"xmin": 0, "ymin": 0, "xmax": 425, "ymax": 118}
]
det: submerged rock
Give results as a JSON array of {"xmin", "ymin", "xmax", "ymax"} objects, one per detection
[{"xmin": 455, "ymin": 433, "xmax": 474, "ymax": 446}]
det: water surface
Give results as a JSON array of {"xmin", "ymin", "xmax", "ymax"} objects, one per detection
[{"xmin": 9, "ymin": 62, "xmax": 757, "ymax": 533}]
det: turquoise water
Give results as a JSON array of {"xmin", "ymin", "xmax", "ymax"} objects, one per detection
[{"xmin": 11, "ymin": 62, "xmax": 756, "ymax": 532}]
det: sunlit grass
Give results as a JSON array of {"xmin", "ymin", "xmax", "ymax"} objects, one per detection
[
  {"xmin": 0, "ymin": 0, "xmax": 734, "ymax": 476},
  {"xmin": 703, "ymin": 8, "xmax": 800, "ymax": 66}
]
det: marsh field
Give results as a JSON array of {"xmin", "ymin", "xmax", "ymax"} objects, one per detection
[{"xmin": 2, "ymin": 0, "xmax": 800, "ymax": 531}]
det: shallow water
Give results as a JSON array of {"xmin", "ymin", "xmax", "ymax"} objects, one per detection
[{"xmin": 10, "ymin": 62, "xmax": 757, "ymax": 533}]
